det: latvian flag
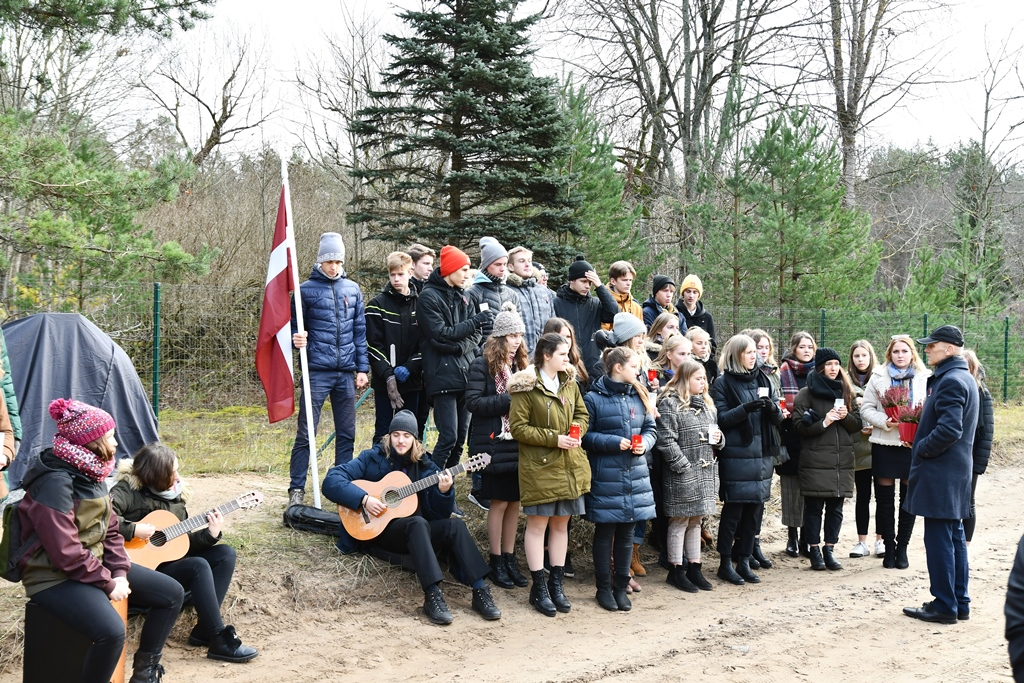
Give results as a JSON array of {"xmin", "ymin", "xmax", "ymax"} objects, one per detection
[{"xmin": 255, "ymin": 183, "xmax": 296, "ymax": 423}]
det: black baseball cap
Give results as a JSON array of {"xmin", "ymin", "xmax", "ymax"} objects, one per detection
[{"xmin": 917, "ymin": 325, "xmax": 964, "ymax": 346}]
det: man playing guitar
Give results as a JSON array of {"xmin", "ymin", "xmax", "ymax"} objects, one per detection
[{"xmin": 323, "ymin": 410, "xmax": 501, "ymax": 625}]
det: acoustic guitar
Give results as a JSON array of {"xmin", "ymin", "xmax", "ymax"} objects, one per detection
[
  {"xmin": 124, "ymin": 491, "xmax": 264, "ymax": 570},
  {"xmin": 338, "ymin": 453, "xmax": 491, "ymax": 541}
]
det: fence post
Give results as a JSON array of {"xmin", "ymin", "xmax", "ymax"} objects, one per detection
[
  {"xmin": 922, "ymin": 313, "xmax": 929, "ymax": 339},
  {"xmin": 1005, "ymin": 316, "xmax": 1010, "ymax": 403},
  {"xmin": 819, "ymin": 309, "xmax": 826, "ymax": 347},
  {"xmin": 152, "ymin": 283, "xmax": 161, "ymax": 420}
]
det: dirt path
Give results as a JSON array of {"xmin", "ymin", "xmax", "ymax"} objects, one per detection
[{"xmin": 3, "ymin": 464, "xmax": 1018, "ymax": 682}]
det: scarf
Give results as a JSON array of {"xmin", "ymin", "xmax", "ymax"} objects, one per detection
[
  {"xmin": 52, "ymin": 434, "xmax": 115, "ymax": 482},
  {"xmin": 888, "ymin": 363, "xmax": 917, "ymax": 403},
  {"xmin": 150, "ymin": 480, "xmax": 184, "ymax": 501},
  {"xmin": 807, "ymin": 369, "xmax": 843, "ymax": 400},
  {"xmin": 719, "ymin": 369, "xmax": 781, "ymax": 459},
  {"xmin": 779, "ymin": 358, "xmax": 814, "ymax": 407},
  {"xmin": 495, "ymin": 361, "xmax": 513, "ymax": 438},
  {"xmin": 854, "ymin": 371, "xmax": 869, "ymax": 388}
]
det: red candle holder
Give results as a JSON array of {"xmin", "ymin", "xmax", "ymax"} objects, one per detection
[
  {"xmin": 631, "ymin": 434, "xmax": 643, "ymax": 449},
  {"xmin": 569, "ymin": 424, "xmax": 581, "ymax": 440}
]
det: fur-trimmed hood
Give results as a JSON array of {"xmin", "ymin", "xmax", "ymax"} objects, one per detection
[
  {"xmin": 508, "ymin": 364, "xmax": 576, "ymax": 394},
  {"xmin": 112, "ymin": 458, "xmax": 191, "ymax": 502}
]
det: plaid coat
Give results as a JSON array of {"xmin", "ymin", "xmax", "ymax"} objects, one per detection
[{"xmin": 655, "ymin": 392, "xmax": 721, "ymax": 517}]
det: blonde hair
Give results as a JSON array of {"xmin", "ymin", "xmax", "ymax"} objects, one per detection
[
  {"xmin": 746, "ymin": 329, "xmax": 776, "ymax": 366},
  {"xmin": 718, "ymin": 334, "xmax": 756, "ymax": 374},
  {"xmin": 386, "ymin": 251, "xmax": 413, "ymax": 272},
  {"xmin": 884, "ymin": 334, "xmax": 925, "ymax": 372},
  {"xmin": 660, "ymin": 359, "xmax": 711, "ymax": 406},
  {"xmin": 602, "ymin": 346, "xmax": 655, "ymax": 416},
  {"xmin": 653, "ymin": 334, "xmax": 691, "ymax": 373},
  {"xmin": 962, "ymin": 349, "xmax": 986, "ymax": 388},
  {"xmin": 648, "ymin": 311, "xmax": 679, "ymax": 342},
  {"xmin": 381, "ymin": 432, "xmax": 425, "ymax": 463},
  {"xmin": 686, "ymin": 327, "xmax": 710, "ymax": 343}
]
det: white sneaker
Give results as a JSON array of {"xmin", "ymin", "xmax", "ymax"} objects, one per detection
[
  {"xmin": 849, "ymin": 541, "xmax": 871, "ymax": 558},
  {"xmin": 874, "ymin": 539, "xmax": 886, "ymax": 557}
]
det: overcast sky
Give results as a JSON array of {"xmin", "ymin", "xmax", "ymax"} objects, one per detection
[{"xmin": 199, "ymin": 0, "xmax": 1024, "ymax": 158}]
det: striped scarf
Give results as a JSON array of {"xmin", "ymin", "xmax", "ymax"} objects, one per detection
[
  {"xmin": 779, "ymin": 358, "xmax": 815, "ymax": 407},
  {"xmin": 52, "ymin": 434, "xmax": 115, "ymax": 482},
  {"xmin": 495, "ymin": 361, "xmax": 512, "ymax": 438}
]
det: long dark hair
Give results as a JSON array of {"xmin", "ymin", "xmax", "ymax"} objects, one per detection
[
  {"xmin": 542, "ymin": 317, "xmax": 588, "ymax": 384},
  {"xmin": 132, "ymin": 442, "xmax": 178, "ymax": 490},
  {"xmin": 483, "ymin": 331, "xmax": 529, "ymax": 377},
  {"xmin": 602, "ymin": 346, "xmax": 655, "ymax": 415}
]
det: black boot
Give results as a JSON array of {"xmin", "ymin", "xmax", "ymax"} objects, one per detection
[
  {"xmin": 207, "ymin": 625, "xmax": 258, "ymax": 662},
  {"xmin": 503, "ymin": 552, "xmax": 529, "ymax": 587},
  {"xmin": 612, "ymin": 573, "xmax": 633, "ymax": 611},
  {"xmin": 472, "ymin": 585, "xmax": 502, "ymax": 620},
  {"xmin": 423, "ymin": 584, "xmax": 454, "ymax": 625},
  {"xmin": 686, "ymin": 562, "xmax": 714, "ymax": 591},
  {"xmin": 799, "ymin": 532, "xmax": 810, "ymax": 559},
  {"xmin": 129, "ymin": 651, "xmax": 165, "ymax": 683},
  {"xmin": 807, "ymin": 545, "xmax": 826, "ymax": 571},
  {"xmin": 736, "ymin": 556, "xmax": 760, "ymax": 583},
  {"xmin": 489, "ymin": 553, "xmax": 515, "ymax": 589},
  {"xmin": 666, "ymin": 564, "xmax": 699, "ymax": 593},
  {"xmin": 896, "ymin": 506, "xmax": 915, "ymax": 569},
  {"xmin": 785, "ymin": 527, "xmax": 799, "ymax": 557},
  {"xmin": 595, "ymin": 572, "xmax": 618, "ymax": 611},
  {"xmin": 882, "ymin": 536, "xmax": 897, "ymax": 569},
  {"xmin": 752, "ymin": 537, "xmax": 772, "ymax": 568},
  {"xmin": 529, "ymin": 570, "xmax": 557, "ymax": 617},
  {"xmin": 717, "ymin": 557, "xmax": 744, "ymax": 585},
  {"xmin": 876, "ymin": 482, "xmax": 896, "ymax": 566},
  {"xmin": 822, "ymin": 545, "xmax": 843, "ymax": 571},
  {"xmin": 547, "ymin": 566, "xmax": 571, "ymax": 613},
  {"xmin": 895, "ymin": 542, "xmax": 910, "ymax": 569}
]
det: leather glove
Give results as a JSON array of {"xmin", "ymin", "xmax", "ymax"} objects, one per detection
[
  {"xmin": 743, "ymin": 400, "xmax": 763, "ymax": 413},
  {"xmin": 386, "ymin": 376, "xmax": 404, "ymax": 410},
  {"xmin": 393, "ymin": 365, "xmax": 410, "ymax": 383},
  {"xmin": 472, "ymin": 309, "xmax": 496, "ymax": 327},
  {"xmin": 758, "ymin": 396, "xmax": 775, "ymax": 411}
]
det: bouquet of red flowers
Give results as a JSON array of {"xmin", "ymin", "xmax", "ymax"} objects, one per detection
[
  {"xmin": 880, "ymin": 386, "xmax": 910, "ymax": 421},
  {"xmin": 897, "ymin": 403, "xmax": 922, "ymax": 444}
]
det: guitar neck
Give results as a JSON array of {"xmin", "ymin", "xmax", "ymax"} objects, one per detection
[
  {"xmin": 161, "ymin": 500, "xmax": 242, "ymax": 542},
  {"xmin": 395, "ymin": 462, "xmax": 469, "ymax": 501}
]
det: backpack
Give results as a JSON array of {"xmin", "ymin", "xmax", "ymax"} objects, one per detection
[{"xmin": 0, "ymin": 489, "xmax": 38, "ymax": 582}]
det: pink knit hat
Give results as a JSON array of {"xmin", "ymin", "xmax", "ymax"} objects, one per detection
[{"xmin": 49, "ymin": 399, "xmax": 116, "ymax": 446}]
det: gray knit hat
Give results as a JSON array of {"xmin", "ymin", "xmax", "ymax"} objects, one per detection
[
  {"xmin": 389, "ymin": 409, "xmax": 419, "ymax": 436},
  {"xmin": 611, "ymin": 312, "xmax": 646, "ymax": 345},
  {"xmin": 316, "ymin": 232, "xmax": 346, "ymax": 264},
  {"xmin": 479, "ymin": 236, "xmax": 508, "ymax": 271},
  {"xmin": 491, "ymin": 302, "xmax": 525, "ymax": 338}
]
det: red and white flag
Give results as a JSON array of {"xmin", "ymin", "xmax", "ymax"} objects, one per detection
[{"xmin": 255, "ymin": 185, "xmax": 296, "ymax": 423}]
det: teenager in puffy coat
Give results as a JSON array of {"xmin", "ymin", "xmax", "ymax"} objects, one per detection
[
  {"xmin": 583, "ymin": 346, "xmax": 657, "ymax": 612},
  {"xmin": 792, "ymin": 348, "xmax": 862, "ymax": 571},
  {"xmin": 962, "ymin": 349, "xmax": 995, "ymax": 548}
]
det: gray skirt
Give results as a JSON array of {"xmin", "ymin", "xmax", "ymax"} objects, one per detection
[
  {"xmin": 780, "ymin": 474, "xmax": 804, "ymax": 527},
  {"xmin": 523, "ymin": 496, "xmax": 585, "ymax": 517}
]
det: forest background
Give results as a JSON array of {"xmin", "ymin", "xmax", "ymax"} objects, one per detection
[{"xmin": 0, "ymin": 0, "xmax": 1022, "ymax": 411}]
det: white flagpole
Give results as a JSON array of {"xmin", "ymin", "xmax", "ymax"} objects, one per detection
[{"xmin": 283, "ymin": 159, "xmax": 322, "ymax": 509}]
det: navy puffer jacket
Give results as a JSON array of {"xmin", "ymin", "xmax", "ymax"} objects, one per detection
[
  {"xmin": 291, "ymin": 266, "xmax": 368, "ymax": 373},
  {"xmin": 465, "ymin": 355, "xmax": 521, "ymax": 476},
  {"xmin": 581, "ymin": 376, "xmax": 656, "ymax": 525}
]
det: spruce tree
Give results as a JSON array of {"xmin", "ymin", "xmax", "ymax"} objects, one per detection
[{"xmin": 348, "ymin": 0, "xmax": 578, "ymax": 265}]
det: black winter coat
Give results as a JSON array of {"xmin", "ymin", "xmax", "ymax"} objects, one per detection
[
  {"xmin": 1005, "ymin": 533, "xmax": 1024, "ymax": 681},
  {"xmin": 777, "ymin": 358, "xmax": 812, "ymax": 477},
  {"xmin": 552, "ymin": 284, "xmax": 618, "ymax": 382},
  {"xmin": 710, "ymin": 369, "xmax": 782, "ymax": 503},
  {"xmin": 416, "ymin": 269, "xmax": 483, "ymax": 396},
  {"xmin": 973, "ymin": 385, "xmax": 994, "ymax": 474},
  {"xmin": 365, "ymin": 283, "xmax": 423, "ymax": 391},
  {"xmin": 678, "ymin": 300, "xmax": 717, "ymax": 354},
  {"xmin": 792, "ymin": 371, "xmax": 861, "ymax": 498},
  {"xmin": 466, "ymin": 273, "xmax": 520, "ymax": 348},
  {"xmin": 465, "ymin": 355, "xmax": 520, "ymax": 476}
]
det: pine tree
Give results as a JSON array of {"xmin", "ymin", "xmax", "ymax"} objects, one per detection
[{"xmin": 348, "ymin": 0, "xmax": 578, "ymax": 265}]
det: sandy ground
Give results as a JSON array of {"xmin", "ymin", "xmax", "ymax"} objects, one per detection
[{"xmin": 3, "ymin": 462, "xmax": 1019, "ymax": 683}]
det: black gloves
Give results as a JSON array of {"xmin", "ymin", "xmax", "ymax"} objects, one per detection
[
  {"xmin": 744, "ymin": 396, "xmax": 774, "ymax": 413},
  {"xmin": 801, "ymin": 408, "xmax": 821, "ymax": 426},
  {"xmin": 472, "ymin": 309, "xmax": 496, "ymax": 327}
]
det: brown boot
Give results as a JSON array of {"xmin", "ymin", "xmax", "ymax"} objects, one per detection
[
  {"xmin": 701, "ymin": 519, "xmax": 715, "ymax": 548},
  {"xmin": 630, "ymin": 543, "xmax": 647, "ymax": 577}
]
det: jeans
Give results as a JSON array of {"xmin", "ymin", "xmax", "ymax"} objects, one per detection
[
  {"xmin": 290, "ymin": 369, "xmax": 357, "ymax": 490},
  {"xmin": 373, "ymin": 516, "xmax": 489, "ymax": 591},
  {"xmin": 593, "ymin": 521, "xmax": 635, "ymax": 578},
  {"xmin": 717, "ymin": 502, "xmax": 760, "ymax": 557},
  {"xmin": 803, "ymin": 496, "xmax": 844, "ymax": 545},
  {"xmin": 159, "ymin": 544, "xmax": 236, "ymax": 637},
  {"xmin": 923, "ymin": 517, "xmax": 970, "ymax": 616},
  {"xmin": 431, "ymin": 392, "xmax": 470, "ymax": 470},
  {"xmin": 371, "ymin": 382, "xmax": 421, "ymax": 444},
  {"xmin": 32, "ymin": 565, "xmax": 183, "ymax": 683}
]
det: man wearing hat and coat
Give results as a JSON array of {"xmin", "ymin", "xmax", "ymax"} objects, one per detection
[
  {"xmin": 467, "ymin": 236, "xmax": 521, "ymax": 348},
  {"xmin": 902, "ymin": 325, "xmax": 979, "ymax": 625},
  {"xmin": 642, "ymin": 275, "xmax": 678, "ymax": 329},
  {"xmin": 552, "ymin": 255, "xmax": 619, "ymax": 382},
  {"xmin": 289, "ymin": 232, "xmax": 369, "ymax": 509}
]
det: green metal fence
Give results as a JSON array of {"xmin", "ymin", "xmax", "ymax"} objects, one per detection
[{"xmin": 2, "ymin": 281, "xmax": 1022, "ymax": 411}]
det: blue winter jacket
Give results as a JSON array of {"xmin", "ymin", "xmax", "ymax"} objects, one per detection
[
  {"xmin": 291, "ymin": 266, "xmax": 369, "ymax": 373},
  {"xmin": 322, "ymin": 443, "xmax": 455, "ymax": 553},
  {"xmin": 904, "ymin": 355, "xmax": 979, "ymax": 520},
  {"xmin": 581, "ymin": 376, "xmax": 657, "ymax": 525}
]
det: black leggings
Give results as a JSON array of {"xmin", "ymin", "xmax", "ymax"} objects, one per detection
[
  {"xmin": 854, "ymin": 468, "xmax": 874, "ymax": 536},
  {"xmin": 962, "ymin": 473, "xmax": 980, "ymax": 542},
  {"xmin": 158, "ymin": 544, "xmax": 236, "ymax": 637},
  {"xmin": 593, "ymin": 521, "xmax": 635, "ymax": 578},
  {"xmin": 31, "ymin": 565, "xmax": 183, "ymax": 683}
]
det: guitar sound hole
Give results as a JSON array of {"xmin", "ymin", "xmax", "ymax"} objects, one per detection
[
  {"xmin": 382, "ymin": 489, "xmax": 400, "ymax": 506},
  {"xmin": 151, "ymin": 531, "xmax": 167, "ymax": 547}
]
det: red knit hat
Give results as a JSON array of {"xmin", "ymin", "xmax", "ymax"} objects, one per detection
[
  {"xmin": 439, "ymin": 245, "xmax": 471, "ymax": 277},
  {"xmin": 49, "ymin": 399, "xmax": 116, "ymax": 446}
]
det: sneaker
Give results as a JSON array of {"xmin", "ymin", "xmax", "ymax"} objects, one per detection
[
  {"xmin": 467, "ymin": 492, "xmax": 490, "ymax": 511},
  {"xmin": 423, "ymin": 586, "xmax": 453, "ymax": 625},
  {"xmin": 874, "ymin": 539, "xmax": 886, "ymax": 557},
  {"xmin": 451, "ymin": 504, "xmax": 466, "ymax": 519},
  {"xmin": 849, "ymin": 541, "xmax": 871, "ymax": 558}
]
